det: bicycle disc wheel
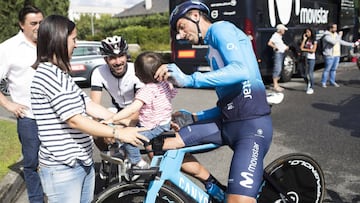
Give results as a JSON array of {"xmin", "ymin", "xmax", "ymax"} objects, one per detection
[
  {"xmin": 257, "ymin": 153, "xmax": 325, "ymax": 203},
  {"xmin": 93, "ymin": 182, "xmax": 194, "ymax": 203}
]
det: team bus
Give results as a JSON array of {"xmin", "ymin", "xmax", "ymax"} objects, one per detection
[{"xmin": 170, "ymin": 0, "xmax": 358, "ymax": 82}]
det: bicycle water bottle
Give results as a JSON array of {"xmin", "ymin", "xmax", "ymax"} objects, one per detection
[{"xmin": 205, "ymin": 182, "xmax": 225, "ymax": 202}]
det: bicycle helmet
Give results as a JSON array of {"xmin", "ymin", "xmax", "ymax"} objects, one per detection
[
  {"xmin": 100, "ymin": 35, "xmax": 128, "ymax": 56},
  {"xmin": 169, "ymin": 1, "xmax": 210, "ymax": 32}
]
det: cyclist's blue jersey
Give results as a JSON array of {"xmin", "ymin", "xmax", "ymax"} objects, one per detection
[{"xmin": 191, "ymin": 21, "xmax": 270, "ymax": 122}]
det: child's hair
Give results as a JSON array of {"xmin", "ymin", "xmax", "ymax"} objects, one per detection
[{"xmin": 134, "ymin": 51, "xmax": 164, "ymax": 83}]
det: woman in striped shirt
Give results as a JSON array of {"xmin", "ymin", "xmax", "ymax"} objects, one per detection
[{"xmin": 30, "ymin": 15, "xmax": 148, "ymax": 203}]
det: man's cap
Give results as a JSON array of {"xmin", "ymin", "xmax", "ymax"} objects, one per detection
[{"xmin": 276, "ymin": 24, "xmax": 288, "ymax": 31}]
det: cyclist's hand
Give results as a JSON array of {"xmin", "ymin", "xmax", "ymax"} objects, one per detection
[
  {"xmin": 154, "ymin": 64, "xmax": 170, "ymax": 81},
  {"xmin": 167, "ymin": 63, "xmax": 193, "ymax": 87},
  {"xmin": 172, "ymin": 109, "xmax": 195, "ymax": 128}
]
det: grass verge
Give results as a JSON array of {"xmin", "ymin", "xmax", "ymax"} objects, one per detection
[{"xmin": 0, "ymin": 119, "xmax": 21, "ymax": 180}]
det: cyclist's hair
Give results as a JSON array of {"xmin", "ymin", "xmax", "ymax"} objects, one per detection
[
  {"xmin": 32, "ymin": 15, "xmax": 76, "ymax": 72},
  {"xmin": 18, "ymin": 5, "xmax": 43, "ymax": 28},
  {"xmin": 134, "ymin": 51, "xmax": 164, "ymax": 84}
]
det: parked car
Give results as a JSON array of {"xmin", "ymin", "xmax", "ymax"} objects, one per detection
[
  {"xmin": 0, "ymin": 78, "xmax": 10, "ymax": 96},
  {"xmin": 70, "ymin": 41, "xmax": 105, "ymax": 87}
]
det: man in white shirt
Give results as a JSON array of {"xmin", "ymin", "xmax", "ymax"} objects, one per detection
[
  {"xmin": 90, "ymin": 36, "xmax": 144, "ymax": 114},
  {"xmin": 267, "ymin": 24, "xmax": 289, "ymax": 92},
  {"xmin": 90, "ymin": 36, "xmax": 144, "ymax": 180},
  {"xmin": 0, "ymin": 5, "xmax": 44, "ymax": 203}
]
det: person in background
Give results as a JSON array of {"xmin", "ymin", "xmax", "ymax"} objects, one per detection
[
  {"xmin": 90, "ymin": 35, "xmax": 144, "ymax": 179},
  {"xmin": 30, "ymin": 14, "xmax": 148, "ymax": 203},
  {"xmin": 300, "ymin": 28, "xmax": 317, "ymax": 94},
  {"xmin": 104, "ymin": 51, "xmax": 177, "ymax": 169},
  {"xmin": 321, "ymin": 23, "xmax": 355, "ymax": 88},
  {"xmin": 267, "ymin": 24, "xmax": 289, "ymax": 92},
  {"xmin": 0, "ymin": 5, "xmax": 44, "ymax": 203},
  {"xmin": 155, "ymin": 1, "xmax": 273, "ymax": 202}
]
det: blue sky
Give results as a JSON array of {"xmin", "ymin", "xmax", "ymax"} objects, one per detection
[{"xmin": 70, "ymin": 0, "xmax": 142, "ymax": 8}]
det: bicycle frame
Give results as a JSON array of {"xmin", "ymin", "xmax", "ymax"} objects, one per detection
[{"xmin": 144, "ymin": 143, "xmax": 220, "ymax": 203}]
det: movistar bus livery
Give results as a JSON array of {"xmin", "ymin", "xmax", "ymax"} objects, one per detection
[{"xmin": 170, "ymin": 0, "xmax": 357, "ymax": 81}]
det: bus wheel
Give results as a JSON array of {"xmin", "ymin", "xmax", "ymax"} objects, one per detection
[{"xmin": 281, "ymin": 51, "xmax": 295, "ymax": 82}]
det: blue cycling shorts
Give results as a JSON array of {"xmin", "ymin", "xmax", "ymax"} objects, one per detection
[
  {"xmin": 179, "ymin": 115, "xmax": 273, "ymax": 198},
  {"xmin": 179, "ymin": 119, "xmax": 223, "ymax": 146}
]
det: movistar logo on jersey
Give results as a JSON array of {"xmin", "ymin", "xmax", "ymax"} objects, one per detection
[
  {"xmin": 239, "ymin": 142, "xmax": 259, "ymax": 188},
  {"xmin": 269, "ymin": 0, "xmax": 329, "ymax": 27}
]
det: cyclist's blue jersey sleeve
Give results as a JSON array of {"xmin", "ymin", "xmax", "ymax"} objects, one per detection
[{"xmin": 193, "ymin": 21, "xmax": 270, "ymax": 121}]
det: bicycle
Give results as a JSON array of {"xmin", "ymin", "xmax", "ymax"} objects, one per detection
[{"xmin": 93, "ymin": 131, "xmax": 325, "ymax": 203}]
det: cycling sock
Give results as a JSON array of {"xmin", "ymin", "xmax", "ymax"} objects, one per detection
[{"xmin": 204, "ymin": 174, "xmax": 227, "ymax": 191}]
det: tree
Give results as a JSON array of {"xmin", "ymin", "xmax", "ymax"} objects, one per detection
[{"xmin": 0, "ymin": 0, "xmax": 69, "ymax": 43}]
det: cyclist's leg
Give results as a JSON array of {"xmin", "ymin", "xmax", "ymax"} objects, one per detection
[
  {"xmin": 163, "ymin": 120, "xmax": 224, "ymax": 185},
  {"xmin": 223, "ymin": 115, "xmax": 272, "ymax": 203}
]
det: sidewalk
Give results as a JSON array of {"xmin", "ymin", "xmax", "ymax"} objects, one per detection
[
  {"xmin": 0, "ymin": 116, "xmax": 26, "ymax": 203},
  {"xmin": 0, "ymin": 162, "xmax": 25, "ymax": 203}
]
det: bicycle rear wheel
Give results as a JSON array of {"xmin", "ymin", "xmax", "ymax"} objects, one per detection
[
  {"xmin": 257, "ymin": 153, "xmax": 325, "ymax": 203},
  {"xmin": 93, "ymin": 182, "xmax": 194, "ymax": 203}
]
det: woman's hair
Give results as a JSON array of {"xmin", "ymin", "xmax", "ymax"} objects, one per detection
[
  {"xmin": 134, "ymin": 51, "xmax": 164, "ymax": 84},
  {"xmin": 32, "ymin": 15, "xmax": 75, "ymax": 72},
  {"xmin": 303, "ymin": 27, "xmax": 315, "ymax": 42}
]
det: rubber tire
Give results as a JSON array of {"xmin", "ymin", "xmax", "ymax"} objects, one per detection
[
  {"xmin": 0, "ymin": 78, "xmax": 10, "ymax": 96},
  {"xmin": 280, "ymin": 51, "xmax": 295, "ymax": 82},
  {"xmin": 93, "ymin": 182, "xmax": 195, "ymax": 203},
  {"xmin": 257, "ymin": 153, "xmax": 325, "ymax": 203}
]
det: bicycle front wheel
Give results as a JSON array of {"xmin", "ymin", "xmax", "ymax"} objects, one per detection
[
  {"xmin": 93, "ymin": 182, "xmax": 193, "ymax": 203},
  {"xmin": 257, "ymin": 153, "xmax": 325, "ymax": 203}
]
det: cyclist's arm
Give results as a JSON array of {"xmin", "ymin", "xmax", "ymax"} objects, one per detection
[
  {"xmin": 190, "ymin": 23, "xmax": 251, "ymax": 88},
  {"xmin": 195, "ymin": 106, "xmax": 220, "ymax": 121},
  {"xmin": 90, "ymin": 66, "xmax": 104, "ymax": 104},
  {"xmin": 90, "ymin": 89, "xmax": 102, "ymax": 104}
]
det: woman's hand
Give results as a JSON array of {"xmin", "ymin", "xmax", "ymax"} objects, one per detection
[{"xmin": 115, "ymin": 127, "xmax": 150, "ymax": 146}]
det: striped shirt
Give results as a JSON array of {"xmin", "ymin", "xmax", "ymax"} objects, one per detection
[
  {"xmin": 31, "ymin": 62, "xmax": 93, "ymax": 167},
  {"xmin": 136, "ymin": 81, "xmax": 177, "ymax": 129}
]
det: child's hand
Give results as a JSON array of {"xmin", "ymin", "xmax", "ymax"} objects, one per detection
[{"xmin": 100, "ymin": 119, "xmax": 113, "ymax": 125}]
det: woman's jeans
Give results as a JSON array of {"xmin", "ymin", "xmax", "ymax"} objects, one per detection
[
  {"xmin": 321, "ymin": 56, "xmax": 340, "ymax": 85},
  {"xmin": 17, "ymin": 117, "xmax": 44, "ymax": 203},
  {"xmin": 304, "ymin": 58, "xmax": 315, "ymax": 88},
  {"xmin": 38, "ymin": 162, "xmax": 95, "ymax": 203}
]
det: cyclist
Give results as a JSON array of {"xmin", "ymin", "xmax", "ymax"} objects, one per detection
[
  {"xmin": 90, "ymin": 35, "xmax": 144, "ymax": 116},
  {"xmin": 157, "ymin": 1, "xmax": 273, "ymax": 202},
  {"xmin": 90, "ymin": 35, "xmax": 144, "ymax": 179}
]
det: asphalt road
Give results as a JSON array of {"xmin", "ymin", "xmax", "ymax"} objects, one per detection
[{"xmin": 8, "ymin": 62, "xmax": 360, "ymax": 202}]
